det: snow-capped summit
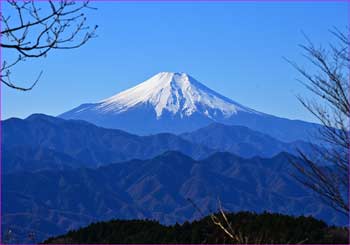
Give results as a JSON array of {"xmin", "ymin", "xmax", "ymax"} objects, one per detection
[
  {"xmin": 60, "ymin": 72, "xmax": 318, "ymax": 142},
  {"xmin": 96, "ymin": 72, "xmax": 257, "ymax": 118}
]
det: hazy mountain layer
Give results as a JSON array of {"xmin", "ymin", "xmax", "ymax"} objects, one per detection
[
  {"xmin": 2, "ymin": 114, "xmax": 212, "ymax": 172},
  {"xmin": 181, "ymin": 123, "xmax": 314, "ymax": 158},
  {"xmin": 3, "ymin": 114, "xmax": 316, "ymax": 173}
]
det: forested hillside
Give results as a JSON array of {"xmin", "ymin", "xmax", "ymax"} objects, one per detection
[{"xmin": 44, "ymin": 211, "xmax": 349, "ymax": 244}]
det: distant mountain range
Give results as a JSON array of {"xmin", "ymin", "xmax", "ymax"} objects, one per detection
[
  {"xmin": 3, "ymin": 114, "xmax": 211, "ymax": 172},
  {"xmin": 181, "ymin": 123, "xmax": 315, "ymax": 158},
  {"xmin": 60, "ymin": 72, "xmax": 321, "ymax": 142},
  {"xmin": 3, "ymin": 151, "xmax": 346, "ymax": 243},
  {"xmin": 3, "ymin": 114, "xmax": 313, "ymax": 173}
]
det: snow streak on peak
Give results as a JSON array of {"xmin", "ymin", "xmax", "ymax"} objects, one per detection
[{"xmin": 98, "ymin": 72, "xmax": 258, "ymax": 118}]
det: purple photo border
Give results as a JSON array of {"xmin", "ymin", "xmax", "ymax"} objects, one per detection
[
  {"xmin": 1, "ymin": 0, "xmax": 3, "ymax": 244},
  {"xmin": 348, "ymin": 1, "xmax": 350, "ymax": 244},
  {"xmin": 0, "ymin": 0, "xmax": 349, "ymax": 244}
]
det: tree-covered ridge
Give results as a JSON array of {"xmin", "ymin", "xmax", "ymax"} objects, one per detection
[{"xmin": 44, "ymin": 211, "xmax": 349, "ymax": 244}]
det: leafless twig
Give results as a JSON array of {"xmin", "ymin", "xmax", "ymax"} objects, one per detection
[
  {"xmin": 286, "ymin": 28, "xmax": 349, "ymax": 216},
  {"xmin": 1, "ymin": 0, "xmax": 98, "ymax": 91}
]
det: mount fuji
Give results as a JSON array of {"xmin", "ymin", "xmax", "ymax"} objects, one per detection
[{"xmin": 60, "ymin": 72, "xmax": 319, "ymax": 142}]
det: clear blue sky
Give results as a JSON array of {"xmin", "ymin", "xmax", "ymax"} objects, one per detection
[{"xmin": 2, "ymin": 1, "xmax": 348, "ymax": 122}]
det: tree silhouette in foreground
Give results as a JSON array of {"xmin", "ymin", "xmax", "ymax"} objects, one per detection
[
  {"xmin": 287, "ymin": 28, "xmax": 349, "ymax": 216},
  {"xmin": 1, "ymin": 0, "xmax": 97, "ymax": 91},
  {"xmin": 43, "ymin": 211, "xmax": 349, "ymax": 244}
]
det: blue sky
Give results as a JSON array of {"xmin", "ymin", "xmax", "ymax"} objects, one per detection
[{"xmin": 2, "ymin": 1, "xmax": 348, "ymax": 122}]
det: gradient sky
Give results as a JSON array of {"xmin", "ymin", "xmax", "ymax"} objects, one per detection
[{"xmin": 2, "ymin": 1, "xmax": 348, "ymax": 122}]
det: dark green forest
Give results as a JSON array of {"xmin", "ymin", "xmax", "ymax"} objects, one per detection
[{"xmin": 44, "ymin": 211, "xmax": 349, "ymax": 244}]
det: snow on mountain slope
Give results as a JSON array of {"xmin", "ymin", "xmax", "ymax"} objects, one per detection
[
  {"xmin": 83, "ymin": 72, "xmax": 259, "ymax": 118},
  {"xmin": 60, "ymin": 72, "xmax": 320, "ymax": 142}
]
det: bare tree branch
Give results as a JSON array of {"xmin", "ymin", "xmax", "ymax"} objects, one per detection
[
  {"xmin": 287, "ymin": 28, "xmax": 349, "ymax": 216},
  {"xmin": 1, "ymin": 0, "xmax": 98, "ymax": 91}
]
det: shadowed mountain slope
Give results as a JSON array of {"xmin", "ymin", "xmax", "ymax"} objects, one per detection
[{"xmin": 3, "ymin": 151, "xmax": 346, "ymax": 243}]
